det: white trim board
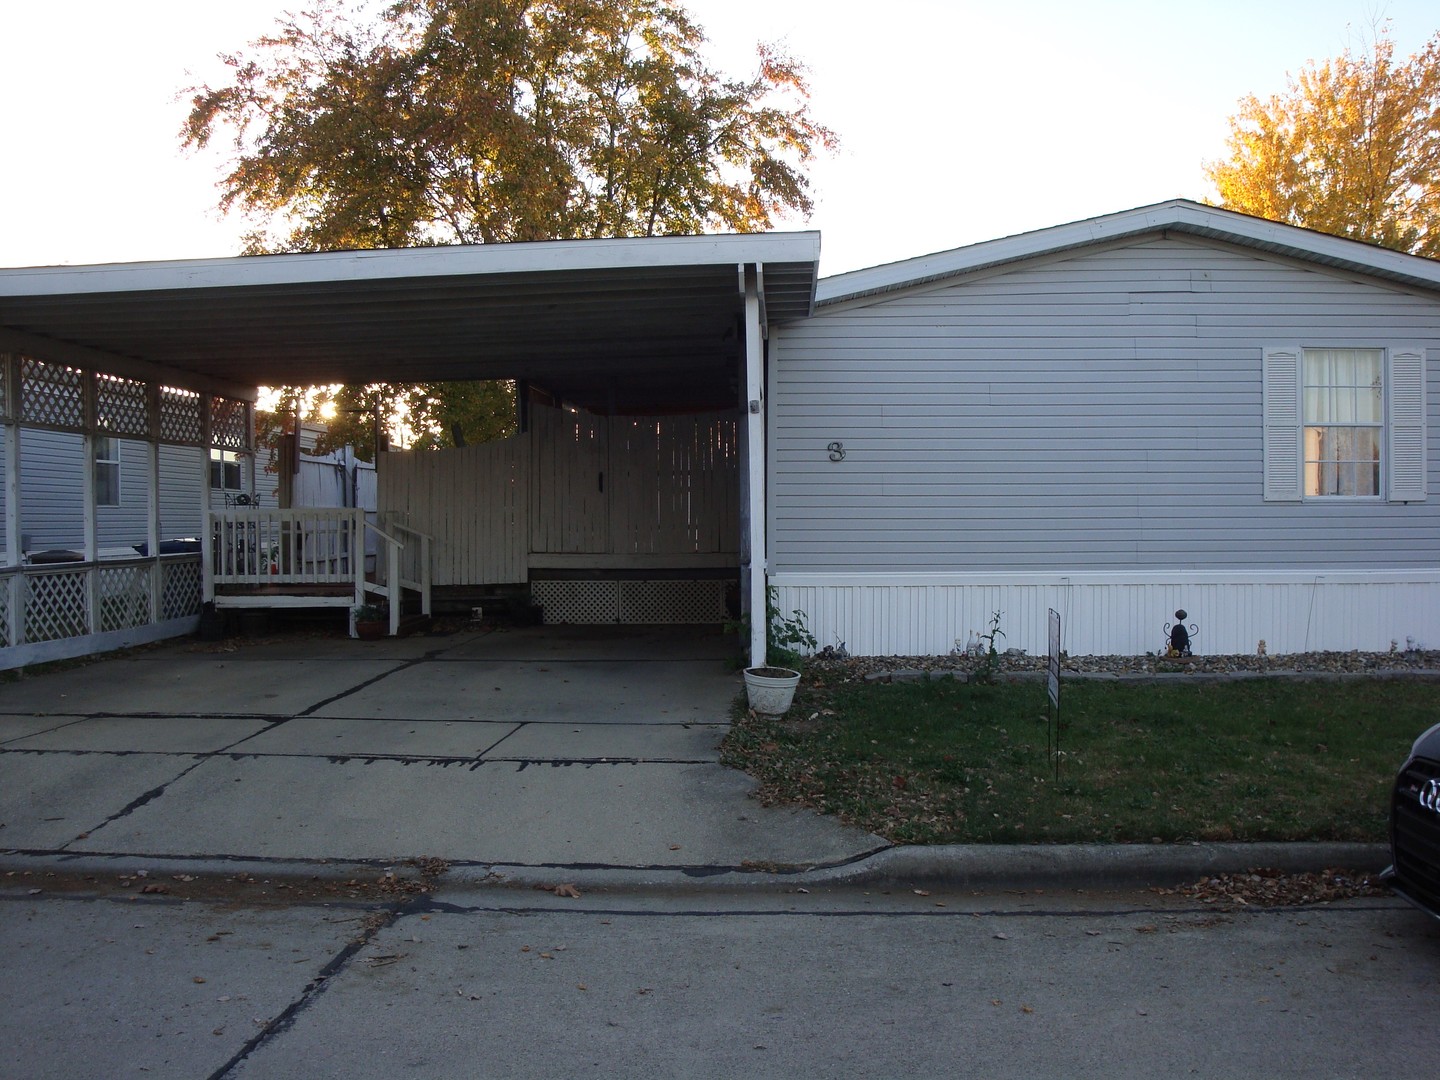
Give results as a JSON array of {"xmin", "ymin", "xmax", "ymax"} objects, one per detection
[{"xmin": 0, "ymin": 616, "xmax": 200, "ymax": 673}]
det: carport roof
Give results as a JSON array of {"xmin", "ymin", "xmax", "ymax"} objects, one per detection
[{"xmin": 0, "ymin": 231, "xmax": 820, "ymax": 409}]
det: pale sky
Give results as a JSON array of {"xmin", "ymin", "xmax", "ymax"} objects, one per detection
[{"xmin": 1, "ymin": 0, "xmax": 1436, "ymax": 276}]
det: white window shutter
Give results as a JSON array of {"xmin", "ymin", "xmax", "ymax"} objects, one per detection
[
  {"xmin": 1388, "ymin": 348, "xmax": 1426, "ymax": 502},
  {"xmin": 1262, "ymin": 347, "xmax": 1302, "ymax": 502}
]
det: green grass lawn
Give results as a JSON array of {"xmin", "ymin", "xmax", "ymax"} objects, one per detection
[{"xmin": 720, "ymin": 675, "xmax": 1440, "ymax": 844}]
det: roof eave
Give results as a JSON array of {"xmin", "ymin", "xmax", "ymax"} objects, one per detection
[
  {"xmin": 815, "ymin": 200, "xmax": 1440, "ymax": 306},
  {"xmin": 2, "ymin": 230, "xmax": 821, "ymax": 298}
]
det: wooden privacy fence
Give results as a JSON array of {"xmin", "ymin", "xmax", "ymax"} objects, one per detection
[{"xmin": 380, "ymin": 405, "xmax": 740, "ymax": 586}]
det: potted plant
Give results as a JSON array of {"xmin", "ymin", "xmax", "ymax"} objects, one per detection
[
  {"xmin": 743, "ymin": 664, "xmax": 802, "ymax": 715},
  {"xmin": 737, "ymin": 588, "xmax": 817, "ymax": 716},
  {"xmin": 352, "ymin": 602, "xmax": 386, "ymax": 640}
]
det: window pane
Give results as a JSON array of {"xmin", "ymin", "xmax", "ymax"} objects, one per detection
[
  {"xmin": 96, "ymin": 463, "xmax": 118, "ymax": 506},
  {"xmin": 209, "ymin": 450, "xmax": 245, "ymax": 492},
  {"xmin": 1301, "ymin": 349, "xmax": 1384, "ymax": 496},
  {"xmin": 94, "ymin": 438, "xmax": 120, "ymax": 508},
  {"xmin": 1304, "ymin": 425, "xmax": 1382, "ymax": 496},
  {"xmin": 1358, "ymin": 377, "xmax": 1383, "ymax": 423}
]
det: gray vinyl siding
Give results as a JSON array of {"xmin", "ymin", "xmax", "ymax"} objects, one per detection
[
  {"xmin": 160, "ymin": 445, "xmax": 206, "ymax": 537},
  {"xmin": 17, "ymin": 432, "xmax": 191, "ymax": 551},
  {"xmin": 93, "ymin": 438, "xmax": 149, "ymax": 549},
  {"xmin": 769, "ymin": 235, "xmax": 1440, "ymax": 573},
  {"xmin": 18, "ymin": 428, "xmax": 83, "ymax": 549}
]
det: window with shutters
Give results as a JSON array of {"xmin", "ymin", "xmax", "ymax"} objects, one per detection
[
  {"xmin": 1303, "ymin": 348, "xmax": 1382, "ymax": 497},
  {"xmin": 1263, "ymin": 346, "xmax": 1426, "ymax": 503}
]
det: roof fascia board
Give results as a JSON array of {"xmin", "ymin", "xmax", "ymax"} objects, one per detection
[
  {"xmin": 0, "ymin": 231, "xmax": 821, "ymax": 298},
  {"xmin": 0, "ymin": 326, "xmax": 258, "ymax": 402},
  {"xmin": 817, "ymin": 199, "xmax": 1440, "ymax": 306}
]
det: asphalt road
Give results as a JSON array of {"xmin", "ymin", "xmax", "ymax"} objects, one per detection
[{"xmin": 3, "ymin": 876, "xmax": 1437, "ymax": 1079}]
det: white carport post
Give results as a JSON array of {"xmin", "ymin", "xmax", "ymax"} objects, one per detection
[{"xmin": 743, "ymin": 265, "xmax": 766, "ymax": 669}]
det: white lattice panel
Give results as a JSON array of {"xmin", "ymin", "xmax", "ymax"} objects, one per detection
[
  {"xmin": 0, "ymin": 581, "xmax": 11, "ymax": 645},
  {"xmin": 531, "ymin": 580, "xmax": 619, "ymax": 624},
  {"xmin": 20, "ymin": 357, "xmax": 85, "ymax": 429},
  {"xmin": 210, "ymin": 397, "xmax": 251, "ymax": 450},
  {"xmin": 532, "ymin": 579, "xmax": 727, "ymax": 624},
  {"xmin": 96, "ymin": 374, "xmax": 151, "ymax": 437},
  {"xmin": 620, "ymin": 580, "xmax": 727, "ymax": 623},
  {"xmin": 162, "ymin": 559, "xmax": 203, "ymax": 619},
  {"xmin": 25, "ymin": 569, "xmax": 89, "ymax": 642},
  {"xmin": 98, "ymin": 564, "xmax": 152, "ymax": 631},
  {"xmin": 160, "ymin": 386, "xmax": 203, "ymax": 444}
]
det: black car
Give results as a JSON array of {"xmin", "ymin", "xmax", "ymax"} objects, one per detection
[{"xmin": 1381, "ymin": 720, "xmax": 1440, "ymax": 919}]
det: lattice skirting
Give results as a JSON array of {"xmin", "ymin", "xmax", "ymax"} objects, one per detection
[{"xmin": 530, "ymin": 579, "xmax": 728, "ymax": 624}]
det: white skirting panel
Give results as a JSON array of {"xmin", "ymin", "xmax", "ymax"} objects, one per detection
[{"xmin": 769, "ymin": 571, "xmax": 1440, "ymax": 658}]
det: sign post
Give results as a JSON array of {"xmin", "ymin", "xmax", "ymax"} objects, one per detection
[{"xmin": 1047, "ymin": 608, "xmax": 1062, "ymax": 781}]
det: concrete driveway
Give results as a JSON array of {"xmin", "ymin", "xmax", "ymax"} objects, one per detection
[{"xmin": 0, "ymin": 624, "xmax": 884, "ymax": 877}]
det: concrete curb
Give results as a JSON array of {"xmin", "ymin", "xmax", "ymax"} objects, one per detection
[
  {"xmin": 1, "ymin": 842, "xmax": 1391, "ymax": 896},
  {"xmin": 441, "ymin": 841, "xmax": 1392, "ymax": 893},
  {"xmin": 795, "ymin": 841, "xmax": 1391, "ymax": 889}
]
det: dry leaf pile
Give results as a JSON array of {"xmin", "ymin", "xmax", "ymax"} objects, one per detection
[{"xmin": 1155, "ymin": 867, "xmax": 1387, "ymax": 909}]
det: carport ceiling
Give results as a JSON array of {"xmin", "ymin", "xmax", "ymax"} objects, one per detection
[{"xmin": 0, "ymin": 232, "xmax": 819, "ymax": 410}]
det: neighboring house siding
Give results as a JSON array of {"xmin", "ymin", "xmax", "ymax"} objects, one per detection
[
  {"xmin": 769, "ymin": 236, "xmax": 1440, "ymax": 575},
  {"xmin": 159, "ymin": 444, "xmax": 206, "ymax": 538},
  {"xmin": 18, "ymin": 428, "xmax": 83, "ymax": 549},
  {"xmin": 19, "ymin": 433, "xmax": 209, "ymax": 550},
  {"xmin": 96, "ymin": 438, "xmax": 153, "ymax": 549}
]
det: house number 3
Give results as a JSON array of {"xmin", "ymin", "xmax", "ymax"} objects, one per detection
[{"xmin": 827, "ymin": 441, "xmax": 846, "ymax": 462}]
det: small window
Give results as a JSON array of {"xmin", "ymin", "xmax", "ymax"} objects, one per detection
[
  {"xmin": 1302, "ymin": 348, "xmax": 1382, "ymax": 497},
  {"xmin": 210, "ymin": 449, "xmax": 242, "ymax": 491},
  {"xmin": 94, "ymin": 437, "xmax": 120, "ymax": 507}
]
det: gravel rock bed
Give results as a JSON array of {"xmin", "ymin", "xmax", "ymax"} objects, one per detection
[{"xmin": 806, "ymin": 648, "xmax": 1440, "ymax": 684}]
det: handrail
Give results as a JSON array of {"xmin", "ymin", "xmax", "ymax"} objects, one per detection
[
  {"xmin": 390, "ymin": 522, "xmax": 435, "ymax": 543},
  {"xmin": 361, "ymin": 518, "xmax": 432, "ymax": 635},
  {"xmin": 364, "ymin": 521, "xmax": 404, "ymax": 548}
]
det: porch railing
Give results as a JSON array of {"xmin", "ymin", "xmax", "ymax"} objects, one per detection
[
  {"xmin": 204, "ymin": 508, "xmax": 431, "ymax": 637},
  {"xmin": 205, "ymin": 507, "xmax": 366, "ymax": 592},
  {"xmin": 364, "ymin": 521, "xmax": 433, "ymax": 637}
]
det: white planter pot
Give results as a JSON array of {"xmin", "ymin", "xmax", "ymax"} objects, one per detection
[{"xmin": 743, "ymin": 666, "xmax": 801, "ymax": 716}]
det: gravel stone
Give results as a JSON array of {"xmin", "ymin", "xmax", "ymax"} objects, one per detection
[{"xmin": 807, "ymin": 646, "xmax": 1440, "ymax": 684}]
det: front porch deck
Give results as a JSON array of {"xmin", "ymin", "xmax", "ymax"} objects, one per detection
[{"xmin": 204, "ymin": 508, "xmax": 432, "ymax": 636}]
